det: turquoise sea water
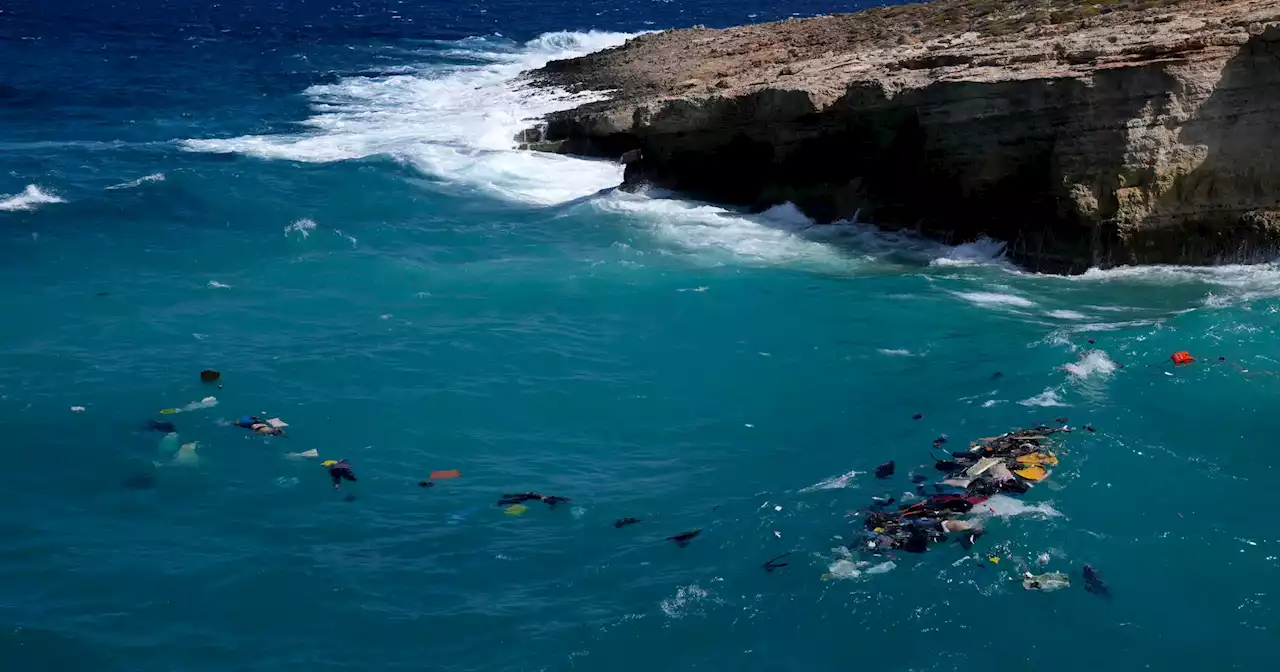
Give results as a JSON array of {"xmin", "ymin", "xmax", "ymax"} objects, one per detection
[{"xmin": 3, "ymin": 2, "xmax": 1279, "ymax": 670}]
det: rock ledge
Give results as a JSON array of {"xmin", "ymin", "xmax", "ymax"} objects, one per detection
[{"xmin": 519, "ymin": 0, "xmax": 1280, "ymax": 272}]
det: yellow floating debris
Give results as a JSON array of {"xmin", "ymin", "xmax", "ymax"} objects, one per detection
[
  {"xmin": 989, "ymin": 556, "xmax": 1000, "ymax": 565},
  {"xmin": 1014, "ymin": 465, "xmax": 1050, "ymax": 481},
  {"xmin": 1016, "ymin": 452, "xmax": 1059, "ymax": 467},
  {"xmin": 505, "ymin": 504, "xmax": 529, "ymax": 516}
]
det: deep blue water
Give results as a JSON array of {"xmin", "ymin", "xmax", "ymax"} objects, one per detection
[{"xmin": 3, "ymin": 1, "xmax": 1279, "ymax": 670}]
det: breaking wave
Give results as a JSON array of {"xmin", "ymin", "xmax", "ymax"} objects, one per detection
[{"xmin": 0, "ymin": 184, "xmax": 65, "ymax": 212}]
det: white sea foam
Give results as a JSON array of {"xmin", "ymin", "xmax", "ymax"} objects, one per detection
[
  {"xmin": 660, "ymin": 584, "xmax": 716, "ymax": 619},
  {"xmin": 106, "ymin": 172, "xmax": 165, "ymax": 190},
  {"xmin": 1018, "ymin": 389, "xmax": 1069, "ymax": 407},
  {"xmin": 0, "ymin": 185, "xmax": 65, "ymax": 211},
  {"xmin": 928, "ymin": 237, "xmax": 1008, "ymax": 268},
  {"xmin": 975, "ymin": 494, "xmax": 1063, "ymax": 519},
  {"xmin": 207, "ymin": 281, "xmax": 232, "ymax": 289},
  {"xmin": 284, "ymin": 218, "xmax": 317, "ymax": 238},
  {"xmin": 800, "ymin": 468, "xmax": 864, "ymax": 492},
  {"xmin": 182, "ymin": 31, "xmax": 635, "ymax": 205},
  {"xmin": 1046, "ymin": 309, "xmax": 1089, "ymax": 320},
  {"xmin": 954, "ymin": 291, "xmax": 1037, "ymax": 308},
  {"xmin": 1066, "ymin": 262, "xmax": 1280, "ymax": 307},
  {"xmin": 1064, "ymin": 350, "xmax": 1118, "ymax": 379},
  {"xmin": 878, "ymin": 348, "xmax": 915, "ymax": 356},
  {"xmin": 590, "ymin": 194, "xmax": 852, "ymax": 268}
]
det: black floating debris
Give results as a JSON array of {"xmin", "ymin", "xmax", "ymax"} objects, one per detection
[
  {"xmin": 146, "ymin": 420, "xmax": 176, "ymax": 433},
  {"xmin": 932, "ymin": 435, "xmax": 948, "ymax": 449},
  {"xmin": 990, "ymin": 371, "xmax": 1004, "ymax": 380},
  {"xmin": 912, "ymin": 413, "xmax": 924, "ymax": 420},
  {"xmin": 200, "ymin": 370, "xmax": 221, "ymax": 383},
  {"xmin": 614, "ymin": 517, "xmax": 642, "ymax": 529},
  {"xmin": 1083, "ymin": 564, "xmax": 1111, "ymax": 598},
  {"xmin": 957, "ymin": 530, "xmax": 985, "ymax": 551},
  {"xmin": 1084, "ymin": 424, "xmax": 1096, "ymax": 433},
  {"xmin": 667, "ymin": 529, "xmax": 701, "ymax": 547},
  {"xmin": 497, "ymin": 492, "xmax": 571, "ymax": 508},
  {"xmin": 95, "ymin": 291, "xmax": 110, "ymax": 297},
  {"xmin": 1054, "ymin": 417, "xmax": 1069, "ymax": 424},
  {"xmin": 1088, "ymin": 339, "xmax": 1096, "ymax": 345},
  {"xmin": 874, "ymin": 460, "xmax": 895, "ymax": 479},
  {"xmin": 762, "ymin": 552, "xmax": 792, "ymax": 573},
  {"xmin": 418, "ymin": 481, "xmax": 435, "ymax": 488},
  {"xmin": 123, "ymin": 472, "xmax": 156, "ymax": 490}
]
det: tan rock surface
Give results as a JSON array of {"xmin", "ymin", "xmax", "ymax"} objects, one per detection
[{"xmin": 520, "ymin": 0, "xmax": 1280, "ymax": 272}]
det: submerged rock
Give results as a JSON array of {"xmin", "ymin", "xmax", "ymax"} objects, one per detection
[{"xmin": 519, "ymin": 0, "xmax": 1280, "ymax": 272}]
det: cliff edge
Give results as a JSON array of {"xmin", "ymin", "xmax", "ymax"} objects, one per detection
[{"xmin": 518, "ymin": 0, "xmax": 1280, "ymax": 272}]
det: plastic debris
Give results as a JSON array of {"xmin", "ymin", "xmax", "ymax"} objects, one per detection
[
  {"xmin": 200, "ymin": 370, "xmax": 220, "ymax": 383},
  {"xmin": 614, "ymin": 517, "xmax": 641, "ymax": 529},
  {"xmin": 504, "ymin": 504, "xmax": 528, "ymax": 516},
  {"xmin": 989, "ymin": 557, "xmax": 1001, "ymax": 565},
  {"xmin": 286, "ymin": 449, "xmax": 319, "ymax": 460},
  {"xmin": 266, "ymin": 418, "xmax": 288, "ymax": 429},
  {"xmin": 1171, "ymin": 351, "xmax": 1195, "ymax": 365},
  {"xmin": 865, "ymin": 560, "xmax": 896, "ymax": 575},
  {"xmin": 875, "ymin": 461, "xmax": 895, "ymax": 479},
  {"xmin": 431, "ymin": 469, "xmax": 461, "ymax": 480},
  {"xmin": 912, "ymin": 413, "xmax": 924, "ymax": 420},
  {"xmin": 1022, "ymin": 571, "xmax": 1070, "ymax": 592},
  {"xmin": 418, "ymin": 481, "xmax": 435, "ymax": 488},
  {"xmin": 172, "ymin": 442, "xmax": 199, "ymax": 466},
  {"xmin": 157, "ymin": 432, "xmax": 180, "ymax": 454},
  {"xmin": 70, "ymin": 406, "xmax": 85, "ymax": 412}
]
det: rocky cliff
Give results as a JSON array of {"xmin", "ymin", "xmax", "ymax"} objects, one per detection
[{"xmin": 517, "ymin": 0, "xmax": 1280, "ymax": 272}]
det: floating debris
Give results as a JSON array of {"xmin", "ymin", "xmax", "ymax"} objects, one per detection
[
  {"xmin": 1023, "ymin": 571, "xmax": 1070, "ymax": 592},
  {"xmin": 1083, "ymin": 564, "xmax": 1111, "ymax": 598},
  {"xmin": 762, "ymin": 552, "xmax": 792, "ymax": 572},
  {"xmin": 615, "ymin": 517, "xmax": 642, "ymax": 529},
  {"xmin": 667, "ymin": 530, "xmax": 701, "ymax": 547}
]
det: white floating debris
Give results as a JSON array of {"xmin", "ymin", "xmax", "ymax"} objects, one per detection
[
  {"xmin": 70, "ymin": 406, "xmax": 85, "ymax": 412},
  {"xmin": 774, "ymin": 505, "xmax": 782, "ymax": 512}
]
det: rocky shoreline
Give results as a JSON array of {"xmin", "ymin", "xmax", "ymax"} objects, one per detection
[{"xmin": 517, "ymin": 0, "xmax": 1280, "ymax": 272}]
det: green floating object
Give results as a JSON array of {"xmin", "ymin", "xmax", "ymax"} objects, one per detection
[
  {"xmin": 159, "ymin": 408, "xmax": 178, "ymax": 415},
  {"xmin": 504, "ymin": 504, "xmax": 528, "ymax": 516}
]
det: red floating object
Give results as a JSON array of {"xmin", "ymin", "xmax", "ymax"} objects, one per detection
[
  {"xmin": 1171, "ymin": 351, "xmax": 1195, "ymax": 365},
  {"xmin": 430, "ymin": 469, "xmax": 461, "ymax": 480}
]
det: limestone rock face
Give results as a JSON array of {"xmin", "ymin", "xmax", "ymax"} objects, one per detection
[{"xmin": 518, "ymin": 0, "xmax": 1280, "ymax": 272}]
